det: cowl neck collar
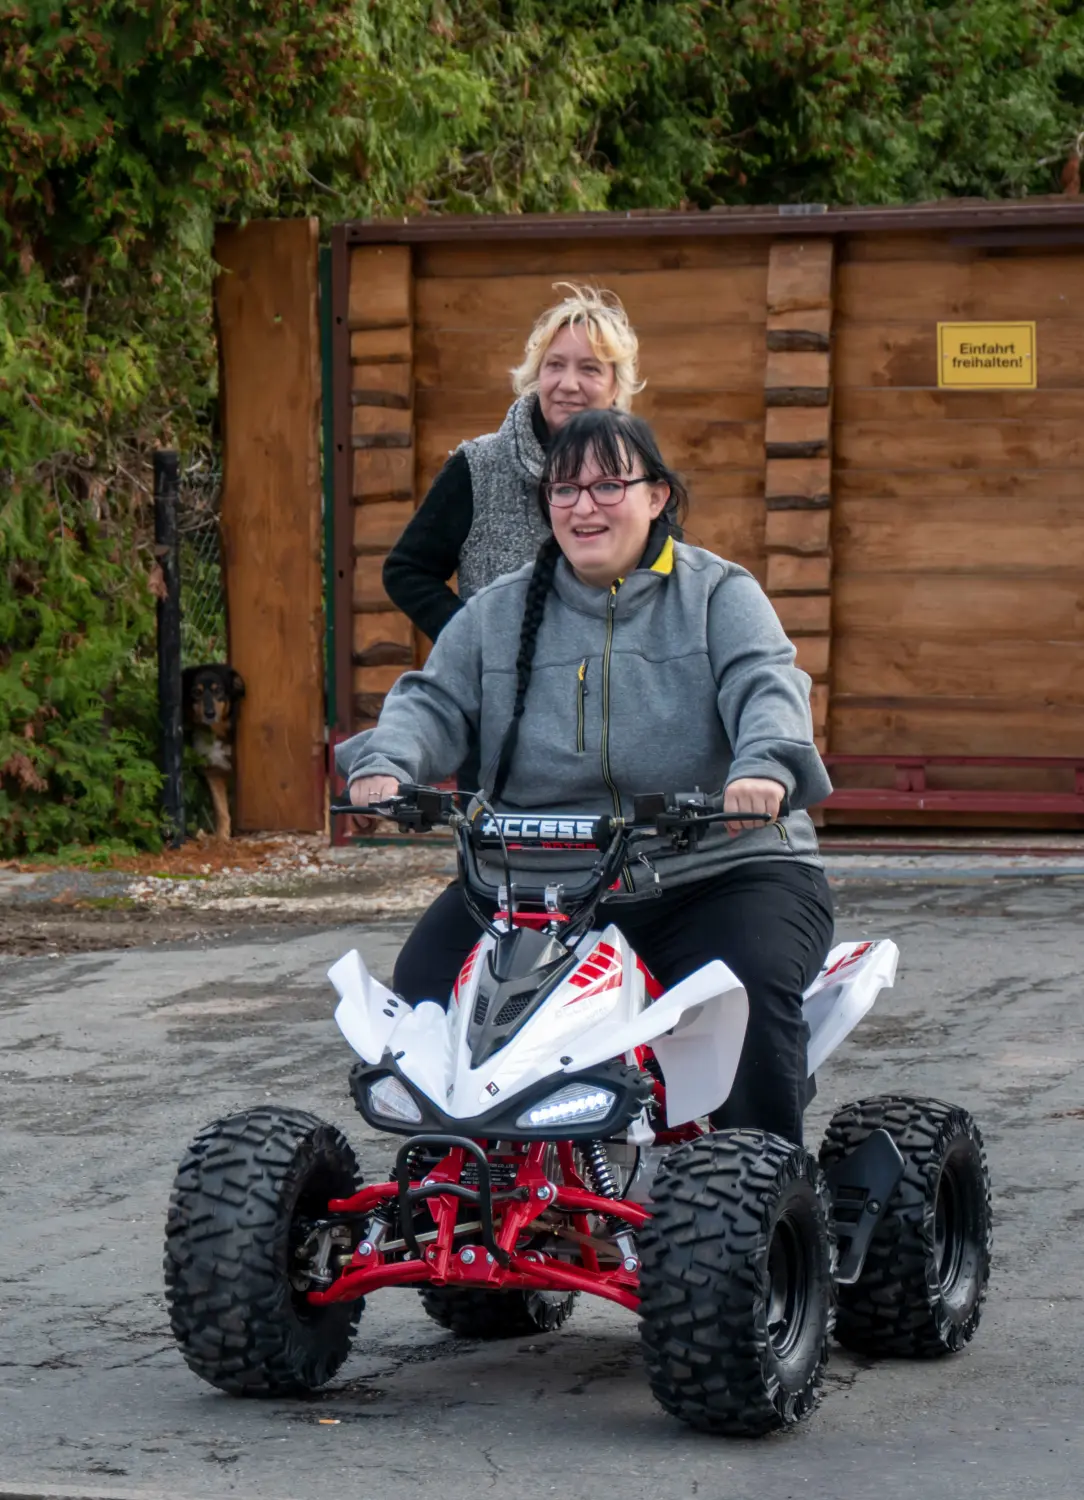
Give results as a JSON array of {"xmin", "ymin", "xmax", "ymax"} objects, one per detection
[{"xmin": 498, "ymin": 395, "xmax": 548, "ymax": 481}]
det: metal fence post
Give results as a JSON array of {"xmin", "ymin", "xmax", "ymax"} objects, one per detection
[{"xmin": 154, "ymin": 450, "xmax": 185, "ymax": 846}]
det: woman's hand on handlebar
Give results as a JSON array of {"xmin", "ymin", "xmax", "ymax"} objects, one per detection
[
  {"xmin": 347, "ymin": 774, "xmax": 400, "ymax": 834},
  {"xmin": 723, "ymin": 777, "xmax": 787, "ymax": 836}
]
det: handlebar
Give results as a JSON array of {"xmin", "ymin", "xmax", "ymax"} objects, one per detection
[
  {"xmin": 330, "ymin": 784, "xmax": 789, "ymax": 841},
  {"xmin": 330, "ymin": 784, "xmax": 791, "ymax": 938}
]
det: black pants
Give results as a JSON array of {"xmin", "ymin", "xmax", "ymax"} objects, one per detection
[{"xmin": 393, "ymin": 859, "xmax": 834, "ymax": 1146}]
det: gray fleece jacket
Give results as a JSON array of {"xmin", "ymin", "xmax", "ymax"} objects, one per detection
[{"xmin": 336, "ymin": 540, "xmax": 832, "ymax": 892}]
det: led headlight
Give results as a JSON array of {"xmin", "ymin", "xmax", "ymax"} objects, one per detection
[
  {"xmin": 368, "ymin": 1075, "xmax": 423, "ymax": 1125},
  {"xmin": 515, "ymin": 1083, "xmax": 616, "ymax": 1130}
]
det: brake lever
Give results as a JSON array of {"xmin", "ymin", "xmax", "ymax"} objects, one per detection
[
  {"xmin": 633, "ymin": 789, "xmax": 790, "ymax": 841},
  {"xmin": 329, "ymin": 800, "xmax": 401, "ymax": 817},
  {"xmin": 330, "ymin": 797, "xmax": 432, "ymax": 833},
  {"xmin": 331, "ymin": 785, "xmax": 461, "ymax": 834},
  {"xmin": 653, "ymin": 807, "xmax": 778, "ymax": 853}
]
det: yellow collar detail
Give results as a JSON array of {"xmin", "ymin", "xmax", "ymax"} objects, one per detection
[
  {"xmin": 650, "ymin": 535, "xmax": 675, "ymax": 575},
  {"xmin": 609, "ymin": 537, "xmax": 673, "ymax": 591}
]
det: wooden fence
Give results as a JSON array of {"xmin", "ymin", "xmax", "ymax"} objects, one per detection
[{"xmin": 219, "ymin": 202, "xmax": 1084, "ymax": 830}]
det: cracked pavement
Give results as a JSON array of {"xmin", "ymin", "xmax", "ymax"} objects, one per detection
[{"xmin": 1, "ymin": 878, "xmax": 1083, "ymax": 1499}]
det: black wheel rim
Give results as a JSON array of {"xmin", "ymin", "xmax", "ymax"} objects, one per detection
[
  {"xmin": 766, "ymin": 1211, "xmax": 810, "ymax": 1361},
  {"xmin": 934, "ymin": 1160, "xmax": 964, "ymax": 1292},
  {"xmin": 933, "ymin": 1138, "xmax": 986, "ymax": 1316}
]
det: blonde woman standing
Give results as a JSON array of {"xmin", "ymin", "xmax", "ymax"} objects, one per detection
[{"xmin": 383, "ymin": 283, "xmax": 643, "ymax": 642}]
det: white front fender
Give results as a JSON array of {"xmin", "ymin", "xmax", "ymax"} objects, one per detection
[
  {"xmin": 561, "ymin": 959, "xmax": 749, "ymax": 1128},
  {"xmin": 328, "ymin": 949, "xmax": 407, "ymax": 1063}
]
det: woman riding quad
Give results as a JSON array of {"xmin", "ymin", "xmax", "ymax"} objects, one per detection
[{"xmin": 339, "ymin": 409, "xmax": 834, "ymax": 1146}]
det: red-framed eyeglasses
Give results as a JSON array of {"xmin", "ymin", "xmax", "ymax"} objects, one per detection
[{"xmin": 543, "ymin": 477, "xmax": 651, "ymax": 509}]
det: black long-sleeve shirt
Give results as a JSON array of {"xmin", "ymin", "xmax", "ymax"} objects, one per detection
[
  {"xmin": 383, "ymin": 399, "xmax": 551, "ymax": 642},
  {"xmin": 382, "ymin": 451, "xmax": 474, "ymax": 642}
]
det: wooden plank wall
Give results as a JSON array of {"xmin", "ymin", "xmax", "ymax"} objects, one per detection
[
  {"xmin": 216, "ymin": 218, "xmax": 324, "ymax": 831},
  {"xmin": 831, "ymin": 233, "xmax": 1084, "ymax": 805},
  {"xmin": 349, "ymin": 246, "xmax": 417, "ymax": 728},
  {"xmin": 762, "ymin": 240, "xmax": 835, "ymax": 750},
  {"xmin": 346, "ymin": 236, "xmax": 773, "ymax": 723},
  {"xmin": 342, "ymin": 225, "xmax": 1084, "ymax": 825},
  {"xmin": 410, "ymin": 237, "xmax": 771, "ymax": 581}
]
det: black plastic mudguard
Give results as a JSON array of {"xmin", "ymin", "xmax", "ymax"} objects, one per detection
[{"xmin": 824, "ymin": 1127, "xmax": 906, "ymax": 1285}]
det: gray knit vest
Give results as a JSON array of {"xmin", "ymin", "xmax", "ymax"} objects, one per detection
[{"xmin": 458, "ymin": 396, "xmax": 552, "ymax": 600}]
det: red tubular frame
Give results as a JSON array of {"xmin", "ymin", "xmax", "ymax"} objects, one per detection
[{"xmin": 309, "ymin": 1140, "xmax": 649, "ymax": 1314}]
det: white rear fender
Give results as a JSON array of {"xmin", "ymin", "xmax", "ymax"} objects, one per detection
[{"xmin": 803, "ymin": 939, "xmax": 899, "ymax": 1073}]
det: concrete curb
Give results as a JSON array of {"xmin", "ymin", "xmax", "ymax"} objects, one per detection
[
  {"xmin": 0, "ymin": 1484, "xmax": 284, "ymax": 1500},
  {"xmin": 825, "ymin": 862, "xmax": 1084, "ymax": 882}
]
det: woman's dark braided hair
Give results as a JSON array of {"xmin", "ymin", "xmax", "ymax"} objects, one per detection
[{"xmin": 488, "ymin": 409, "xmax": 689, "ymax": 802}]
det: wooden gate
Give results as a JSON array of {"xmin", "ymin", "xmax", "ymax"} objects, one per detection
[
  {"xmin": 830, "ymin": 231, "xmax": 1084, "ymax": 813},
  {"xmin": 327, "ymin": 202, "xmax": 1084, "ymax": 826}
]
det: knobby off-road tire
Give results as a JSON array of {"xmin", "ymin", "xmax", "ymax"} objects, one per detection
[
  {"xmin": 164, "ymin": 1106, "xmax": 363, "ymax": 1395},
  {"xmin": 638, "ymin": 1131, "xmax": 836, "ymax": 1437},
  {"xmin": 820, "ymin": 1095, "xmax": 991, "ymax": 1357},
  {"xmin": 419, "ymin": 1285, "xmax": 577, "ymax": 1338}
]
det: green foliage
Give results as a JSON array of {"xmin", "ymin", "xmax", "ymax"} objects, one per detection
[
  {"xmin": 1, "ymin": 1, "xmax": 364, "ymax": 855},
  {"xmin": 0, "ymin": 260, "xmax": 160, "ymax": 853},
  {"xmin": 2, "ymin": 0, "xmax": 363, "ymax": 260},
  {"xmin": 3, "ymin": 0, "xmax": 1084, "ymax": 854},
  {"xmin": 885, "ymin": 0, "xmax": 1084, "ymax": 200},
  {"xmin": 14, "ymin": 839, "xmax": 149, "ymax": 869},
  {"xmin": 324, "ymin": 1, "xmax": 1084, "ymax": 212}
]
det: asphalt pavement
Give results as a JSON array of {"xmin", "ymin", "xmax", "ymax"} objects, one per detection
[{"xmin": 1, "ymin": 875, "xmax": 1083, "ymax": 1500}]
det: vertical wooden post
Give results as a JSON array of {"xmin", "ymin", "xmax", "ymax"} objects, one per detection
[
  {"xmin": 762, "ymin": 240, "xmax": 835, "ymax": 754},
  {"xmin": 319, "ymin": 245, "xmax": 338, "ymax": 738},
  {"xmin": 330, "ymin": 225, "xmax": 355, "ymax": 747},
  {"xmin": 215, "ymin": 217, "xmax": 325, "ymax": 832},
  {"xmin": 154, "ymin": 449, "xmax": 185, "ymax": 846},
  {"xmin": 348, "ymin": 244, "xmax": 416, "ymax": 731}
]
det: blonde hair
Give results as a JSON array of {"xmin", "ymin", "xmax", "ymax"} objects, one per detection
[{"xmin": 511, "ymin": 282, "xmax": 644, "ymax": 409}]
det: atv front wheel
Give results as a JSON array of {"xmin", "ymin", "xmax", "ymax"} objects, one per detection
[
  {"xmin": 164, "ymin": 1106, "xmax": 362, "ymax": 1395},
  {"xmin": 820, "ymin": 1095, "xmax": 991, "ymax": 1357},
  {"xmin": 638, "ymin": 1131, "xmax": 835, "ymax": 1437},
  {"xmin": 420, "ymin": 1285, "xmax": 576, "ymax": 1338}
]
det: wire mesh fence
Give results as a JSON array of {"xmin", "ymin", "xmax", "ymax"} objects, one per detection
[{"xmin": 178, "ymin": 452, "xmax": 227, "ymax": 668}]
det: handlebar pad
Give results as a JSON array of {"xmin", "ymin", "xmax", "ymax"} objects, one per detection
[{"xmin": 470, "ymin": 811, "xmax": 603, "ymax": 850}]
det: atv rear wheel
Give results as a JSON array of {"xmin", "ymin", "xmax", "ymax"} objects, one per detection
[
  {"xmin": 638, "ymin": 1131, "xmax": 835, "ymax": 1437},
  {"xmin": 164, "ymin": 1106, "xmax": 363, "ymax": 1395},
  {"xmin": 820, "ymin": 1095, "xmax": 991, "ymax": 1357},
  {"xmin": 419, "ymin": 1285, "xmax": 576, "ymax": 1338}
]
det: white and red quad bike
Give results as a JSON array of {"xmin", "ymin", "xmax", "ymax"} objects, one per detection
[{"xmin": 165, "ymin": 786, "xmax": 992, "ymax": 1437}]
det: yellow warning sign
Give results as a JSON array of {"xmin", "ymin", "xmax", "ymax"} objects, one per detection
[{"xmin": 937, "ymin": 322, "xmax": 1036, "ymax": 389}]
